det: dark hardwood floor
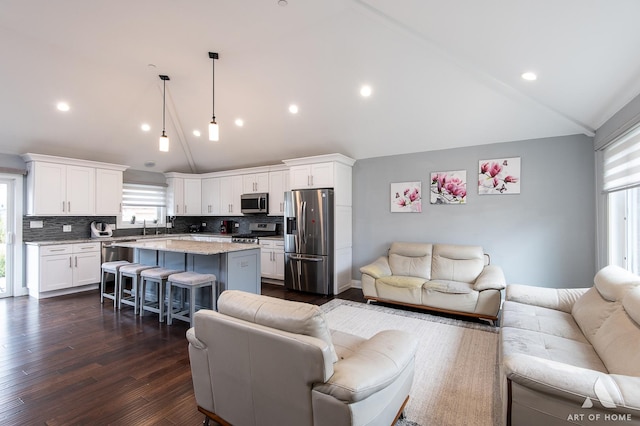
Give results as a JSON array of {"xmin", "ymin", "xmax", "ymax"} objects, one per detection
[{"xmin": 0, "ymin": 283, "xmax": 365, "ymax": 425}]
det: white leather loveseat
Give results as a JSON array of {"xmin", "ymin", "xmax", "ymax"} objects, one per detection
[
  {"xmin": 360, "ymin": 242, "xmax": 506, "ymax": 322},
  {"xmin": 501, "ymin": 265, "xmax": 640, "ymax": 425},
  {"xmin": 187, "ymin": 290, "xmax": 419, "ymax": 426}
]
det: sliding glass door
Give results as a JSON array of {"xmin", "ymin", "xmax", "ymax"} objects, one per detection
[{"xmin": 0, "ymin": 179, "xmax": 14, "ymax": 298}]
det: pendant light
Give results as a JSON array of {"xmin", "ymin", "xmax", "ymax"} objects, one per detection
[
  {"xmin": 159, "ymin": 75, "xmax": 170, "ymax": 152},
  {"xmin": 208, "ymin": 52, "xmax": 219, "ymax": 141}
]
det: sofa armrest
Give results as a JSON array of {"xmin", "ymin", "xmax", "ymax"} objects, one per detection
[
  {"xmin": 504, "ymin": 354, "xmax": 640, "ymax": 411},
  {"xmin": 313, "ymin": 330, "xmax": 418, "ymax": 403},
  {"xmin": 506, "ymin": 284, "xmax": 589, "ymax": 313},
  {"xmin": 186, "ymin": 327, "xmax": 215, "ymax": 413},
  {"xmin": 474, "ymin": 265, "xmax": 506, "ymax": 291},
  {"xmin": 359, "ymin": 256, "xmax": 392, "ymax": 279}
]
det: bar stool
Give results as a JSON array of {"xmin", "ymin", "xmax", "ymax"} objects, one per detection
[
  {"xmin": 140, "ymin": 267, "xmax": 182, "ymax": 322},
  {"xmin": 166, "ymin": 272, "xmax": 217, "ymax": 326},
  {"xmin": 118, "ymin": 264, "xmax": 158, "ymax": 314},
  {"xmin": 100, "ymin": 260, "xmax": 130, "ymax": 309}
]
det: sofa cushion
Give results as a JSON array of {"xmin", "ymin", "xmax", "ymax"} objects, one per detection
[
  {"xmin": 377, "ymin": 275, "xmax": 426, "ymax": 289},
  {"xmin": 501, "ymin": 327, "xmax": 608, "ymax": 373},
  {"xmin": 590, "ymin": 287, "xmax": 640, "ymax": 376},
  {"xmin": 424, "ymin": 279, "xmax": 473, "ymax": 294},
  {"xmin": 572, "ymin": 287, "xmax": 623, "ymax": 342},
  {"xmin": 431, "ymin": 244, "xmax": 484, "ymax": 283},
  {"xmin": 593, "ymin": 264, "xmax": 640, "ymax": 302},
  {"xmin": 218, "ymin": 290, "xmax": 339, "ymax": 362},
  {"xmin": 388, "ymin": 253, "xmax": 431, "ymax": 279},
  {"xmin": 501, "ymin": 300, "xmax": 589, "ymax": 343}
]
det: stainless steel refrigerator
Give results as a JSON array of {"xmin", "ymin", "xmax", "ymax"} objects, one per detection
[{"xmin": 284, "ymin": 188, "xmax": 334, "ymax": 295}]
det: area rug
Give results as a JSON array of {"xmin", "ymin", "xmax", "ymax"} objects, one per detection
[{"xmin": 320, "ymin": 300, "xmax": 502, "ymax": 426}]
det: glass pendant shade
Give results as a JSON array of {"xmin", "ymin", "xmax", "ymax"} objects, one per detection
[
  {"xmin": 159, "ymin": 132, "xmax": 169, "ymax": 152},
  {"xmin": 209, "ymin": 119, "xmax": 219, "ymax": 142}
]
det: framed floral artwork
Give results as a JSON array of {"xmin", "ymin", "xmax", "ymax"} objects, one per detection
[
  {"xmin": 391, "ymin": 182, "xmax": 422, "ymax": 212},
  {"xmin": 430, "ymin": 170, "xmax": 467, "ymax": 204},
  {"xmin": 478, "ymin": 157, "xmax": 521, "ymax": 194}
]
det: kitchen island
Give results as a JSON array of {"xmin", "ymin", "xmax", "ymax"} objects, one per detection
[{"xmin": 113, "ymin": 239, "xmax": 261, "ymax": 298}]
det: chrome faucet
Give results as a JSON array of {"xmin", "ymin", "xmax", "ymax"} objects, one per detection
[{"xmin": 155, "ymin": 221, "xmax": 159, "ymax": 235}]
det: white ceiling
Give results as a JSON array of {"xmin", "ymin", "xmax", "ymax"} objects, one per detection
[{"xmin": 2, "ymin": 0, "xmax": 640, "ymax": 173}]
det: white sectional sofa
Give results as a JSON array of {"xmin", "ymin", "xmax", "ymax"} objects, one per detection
[
  {"xmin": 500, "ymin": 265, "xmax": 640, "ymax": 426},
  {"xmin": 359, "ymin": 242, "xmax": 506, "ymax": 322}
]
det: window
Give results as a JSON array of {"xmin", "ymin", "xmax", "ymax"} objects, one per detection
[
  {"xmin": 604, "ymin": 125, "xmax": 640, "ymax": 274},
  {"xmin": 117, "ymin": 183, "xmax": 166, "ymax": 229}
]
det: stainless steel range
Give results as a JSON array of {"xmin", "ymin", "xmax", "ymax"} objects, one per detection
[{"xmin": 231, "ymin": 222, "xmax": 278, "ymax": 244}]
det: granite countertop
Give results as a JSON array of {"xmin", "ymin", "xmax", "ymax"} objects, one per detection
[
  {"xmin": 24, "ymin": 233, "xmax": 234, "ymax": 246},
  {"xmin": 112, "ymin": 239, "xmax": 260, "ymax": 255}
]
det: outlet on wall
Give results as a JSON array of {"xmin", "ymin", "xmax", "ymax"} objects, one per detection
[
  {"xmin": 30, "ymin": 220, "xmax": 43, "ymax": 228},
  {"xmin": 63, "ymin": 225, "xmax": 72, "ymax": 232}
]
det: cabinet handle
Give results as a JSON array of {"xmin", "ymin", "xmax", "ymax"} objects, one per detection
[
  {"xmin": 310, "ymin": 175, "xmax": 314, "ymax": 186},
  {"xmin": 68, "ymin": 201, "xmax": 71, "ymax": 212},
  {"xmin": 62, "ymin": 201, "xmax": 66, "ymax": 212},
  {"xmin": 176, "ymin": 204, "xmax": 179, "ymax": 214},
  {"xmin": 75, "ymin": 256, "xmax": 78, "ymax": 267},
  {"xmin": 69, "ymin": 256, "xmax": 72, "ymax": 268},
  {"xmin": 185, "ymin": 205, "xmax": 187, "ymax": 214},
  {"xmin": 120, "ymin": 203, "xmax": 122, "ymax": 213},
  {"xmin": 50, "ymin": 248, "xmax": 66, "ymax": 252}
]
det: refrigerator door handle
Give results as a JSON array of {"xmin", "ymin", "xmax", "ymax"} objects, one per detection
[
  {"xmin": 289, "ymin": 254, "xmax": 323, "ymax": 262},
  {"xmin": 301, "ymin": 201, "xmax": 307, "ymax": 245}
]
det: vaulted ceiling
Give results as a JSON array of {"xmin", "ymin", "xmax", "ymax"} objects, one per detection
[{"xmin": 2, "ymin": 0, "xmax": 640, "ymax": 173}]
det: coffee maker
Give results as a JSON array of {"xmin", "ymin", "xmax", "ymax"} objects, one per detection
[{"xmin": 220, "ymin": 220, "xmax": 233, "ymax": 234}]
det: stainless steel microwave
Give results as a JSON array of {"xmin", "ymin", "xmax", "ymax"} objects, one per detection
[{"xmin": 241, "ymin": 192, "xmax": 269, "ymax": 214}]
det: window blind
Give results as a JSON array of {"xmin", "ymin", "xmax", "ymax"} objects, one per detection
[
  {"xmin": 122, "ymin": 183, "xmax": 166, "ymax": 207},
  {"xmin": 603, "ymin": 124, "xmax": 640, "ymax": 192}
]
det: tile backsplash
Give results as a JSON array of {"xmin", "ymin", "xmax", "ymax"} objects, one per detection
[{"xmin": 23, "ymin": 215, "xmax": 284, "ymax": 242}]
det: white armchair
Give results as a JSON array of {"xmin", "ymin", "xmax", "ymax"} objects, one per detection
[{"xmin": 187, "ymin": 290, "xmax": 419, "ymax": 426}]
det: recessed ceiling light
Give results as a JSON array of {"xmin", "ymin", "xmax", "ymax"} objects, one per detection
[
  {"xmin": 193, "ymin": 130, "xmax": 201, "ymax": 137},
  {"xmin": 235, "ymin": 119, "xmax": 244, "ymax": 127},
  {"xmin": 278, "ymin": 0, "xmax": 288, "ymax": 6},
  {"xmin": 521, "ymin": 72, "xmax": 537, "ymax": 81},
  {"xmin": 56, "ymin": 102, "xmax": 70, "ymax": 112},
  {"xmin": 141, "ymin": 123, "xmax": 151, "ymax": 132},
  {"xmin": 144, "ymin": 161, "xmax": 156, "ymax": 168},
  {"xmin": 289, "ymin": 104, "xmax": 299, "ymax": 114},
  {"xmin": 360, "ymin": 85, "xmax": 373, "ymax": 97}
]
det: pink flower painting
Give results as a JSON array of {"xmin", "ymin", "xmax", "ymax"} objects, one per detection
[
  {"xmin": 430, "ymin": 170, "xmax": 467, "ymax": 204},
  {"xmin": 478, "ymin": 157, "xmax": 521, "ymax": 195},
  {"xmin": 391, "ymin": 182, "xmax": 422, "ymax": 212}
]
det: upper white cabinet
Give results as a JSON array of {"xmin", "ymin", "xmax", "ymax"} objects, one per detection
[
  {"xmin": 268, "ymin": 168, "xmax": 289, "ymax": 216},
  {"xmin": 165, "ymin": 174, "xmax": 202, "ymax": 216},
  {"xmin": 22, "ymin": 154, "xmax": 128, "ymax": 216},
  {"xmin": 202, "ymin": 177, "xmax": 221, "ymax": 215},
  {"xmin": 288, "ymin": 162, "xmax": 334, "ymax": 189},
  {"xmin": 95, "ymin": 168, "xmax": 123, "ymax": 215},
  {"xmin": 242, "ymin": 172, "xmax": 269, "ymax": 194},
  {"xmin": 219, "ymin": 175, "xmax": 243, "ymax": 215}
]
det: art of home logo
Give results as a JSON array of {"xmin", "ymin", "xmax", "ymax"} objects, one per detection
[{"xmin": 566, "ymin": 377, "xmax": 633, "ymax": 423}]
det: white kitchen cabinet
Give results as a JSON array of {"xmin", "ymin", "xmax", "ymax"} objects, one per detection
[
  {"xmin": 260, "ymin": 239, "xmax": 285, "ymax": 281},
  {"xmin": 166, "ymin": 175, "xmax": 202, "ymax": 216},
  {"xmin": 26, "ymin": 242, "xmax": 101, "ymax": 298},
  {"xmin": 95, "ymin": 168, "xmax": 123, "ymax": 215},
  {"xmin": 219, "ymin": 175, "xmax": 243, "ymax": 215},
  {"xmin": 288, "ymin": 162, "xmax": 334, "ymax": 189},
  {"xmin": 25, "ymin": 162, "xmax": 95, "ymax": 215},
  {"xmin": 268, "ymin": 169, "xmax": 289, "ymax": 216},
  {"xmin": 202, "ymin": 177, "xmax": 221, "ymax": 215},
  {"xmin": 242, "ymin": 172, "xmax": 269, "ymax": 194},
  {"xmin": 22, "ymin": 154, "xmax": 128, "ymax": 217}
]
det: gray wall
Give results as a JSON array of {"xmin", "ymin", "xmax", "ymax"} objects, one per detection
[{"xmin": 352, "ymin": 134, "xmax": 596, "ymax": 288}]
